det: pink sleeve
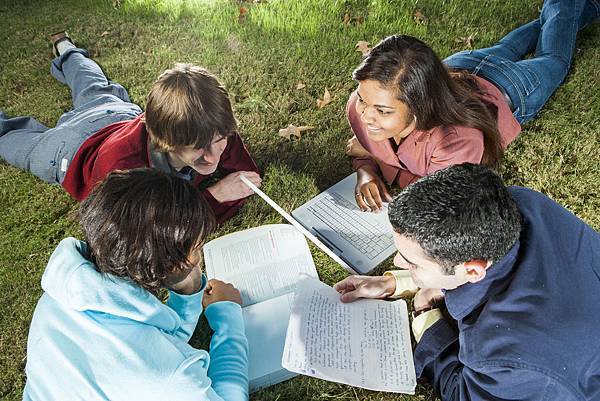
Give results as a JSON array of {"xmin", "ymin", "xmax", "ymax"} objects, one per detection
[{"xmin": 427, "ymin": 129, "xmax": 484, "ymax": 175}]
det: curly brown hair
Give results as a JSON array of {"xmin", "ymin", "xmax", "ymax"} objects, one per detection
[{"xmin": 79, "ymin": 168, "xmax": 216, "ymax": 294}]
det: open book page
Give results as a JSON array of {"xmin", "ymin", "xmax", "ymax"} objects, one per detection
[
  {"xmin": 242, "ymin": 293, "xmax": 298, "ymax": 392},
  {"xmin": 203, "ymin": 224, "xmax": 318, "ymax": 306},
  {"xmin": 282, "ymin": 275, "xmax": 417, "ymax": 394}
]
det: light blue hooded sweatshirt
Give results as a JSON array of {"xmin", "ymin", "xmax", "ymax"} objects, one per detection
[{"xmin": 23, "ymin": 237, "xmax": 249, "ymax": 401}]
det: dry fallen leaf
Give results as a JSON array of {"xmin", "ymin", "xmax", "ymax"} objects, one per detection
[
  {"xmin": 14, "ymin": 82, "xmax": 25, "ymax": 96},
  {"xmin": 342, "ymin": 13, "xmax": 351, "ymax": 25},
  {"xmin": 316, "ymin": 88, "xmax": 332, "ymax": 108},
  {"xmin": 278, "ymin": 125, "xmax": 315, "ymax": 140},
  {"xmin": 355, "ymin": 41, "xmax": 371, "ymax": 57},
  {"xmin": 100, "ymin": 30, "xmax": 110, "ymax": 37},
  {"xmin": 414, "ymin": 10, "xmax": 427, "ymax": 24},
  {"xmin": 455, "ymin": 34, "xmax": 475, "ymax": 49},
  {"xmin": 296, "ymin": 82, "xmax": 306, "ymax": 90},
  {"xmin": 238, "ymin": 7, "xmax": 247, "ymax": 24}
]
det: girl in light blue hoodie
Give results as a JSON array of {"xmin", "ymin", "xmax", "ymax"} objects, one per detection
[{"xmin": 23, "ymin": 169, "xmax": 249, "ymax": 401}]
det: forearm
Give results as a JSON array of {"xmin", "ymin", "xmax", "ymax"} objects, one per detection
[
  {"xmin": 205, "ymin": 301, "xmax": 249, "ymax": 401},
  {"xmin": 166, "ymin": 281, "xmax": 205, "ymax": 342}
]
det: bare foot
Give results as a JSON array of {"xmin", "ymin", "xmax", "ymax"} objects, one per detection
[{"xmin": 346, "ymin": 136, "xmax": 372, "ymax": 158}]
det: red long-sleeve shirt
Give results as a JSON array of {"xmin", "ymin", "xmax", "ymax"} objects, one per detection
[{"xmin": 61, "ymin": 113, "xmax": 259, "ymax": 224}]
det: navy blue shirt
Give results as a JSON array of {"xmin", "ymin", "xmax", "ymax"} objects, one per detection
[{"xmin": 415, "ymin": 187, "xmax": 600, "ymax": 400}]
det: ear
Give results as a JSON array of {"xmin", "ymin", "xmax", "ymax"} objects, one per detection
[{"xmin": 462, "ymin": 259, "xmax": 492, "ymax": 283}]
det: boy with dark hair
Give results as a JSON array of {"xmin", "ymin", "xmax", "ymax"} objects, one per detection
[
  {"xmin": 0, "ymin": 33, "xmax": 261, "ymax": 223},
  {"xmin": 24, "ymin": 168, "xmax": 249, "ymax": 401},
  {"xmin": 335, "ymin": 163, "xmax": 600, "ymax": 400}
]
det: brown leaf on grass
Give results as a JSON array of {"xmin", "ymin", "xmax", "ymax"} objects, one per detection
[
  {"xmin": 342, "ymin": 12, "xmax": 366, "ymax": 26},
  {"xmin": 316, "ymin": 88, "xmax": 332, "ymax": 108},
  {"xmin": 342, "ymin": 13, "xmax": 351, "ymax": 25},
  {"xmin": 100, "ymin": 30, "xmax": 110, "ymax": 37},
  {"xmin": 414, "ymin": 10, "xmax": 427, "ymax": 24},
  {"xmin": 355, "ymin": 41, "xmax": 371, "ymax": 57},
  {"xmin": 112, "ymin": 0, "xmax": 121, "ymax": 8},
  {"xmin": 454, "ymin": 34, "xmax": 476, "ymax": 49},
  {"xmin": 238, "ymin": 7, "xmax": 247, "ymax": 24},
  {"xmin": 296, "ymin": 82, "xmax": 306, "ymax": 90},
  {"xmin": 278, "ymin": 125, "xmax": 315, "ymax": 140},
  {"xmin": 14, "ymin": 82, "xmax": 25, "ymax": 96}
]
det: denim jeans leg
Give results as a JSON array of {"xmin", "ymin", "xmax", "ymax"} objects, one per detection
[
  {"xmin": 50, "ymin": 47, "xmax": 132, "ymax": 109},
  {"xmin": 0, "ymin": 111, "xmax": 62, "ymax": 183},
  {"xmin": 580, "ymin": 0, "xmax": 600, "ymax": 27}
]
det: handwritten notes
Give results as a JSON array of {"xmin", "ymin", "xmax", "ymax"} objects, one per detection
[{"xmin": 282, "ymin": 275, "xmax": 416, "ymax": 393}]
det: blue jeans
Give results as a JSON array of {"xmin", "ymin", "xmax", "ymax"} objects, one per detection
[
  {"xmin": 0, "ymin": 48, "xmax": 142, "ymax": 184},
  {"xmin": 444, "ymin": 0, "xmax": 600, "ymax": 125}
]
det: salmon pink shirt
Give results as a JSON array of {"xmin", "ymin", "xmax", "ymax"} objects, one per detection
[{"xmin": 348, "ymin": 75, "xmax": 521, "ymax": 188}]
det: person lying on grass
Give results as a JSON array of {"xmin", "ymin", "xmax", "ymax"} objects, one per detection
[
  {"xmin": 23, "ymin": 168, "xmax": 249, "ymax": 401},
  {"xmin": 0, "ymin": 32, "xmax": 261, "ymax": 224},
  {"xmin": 346, "ymin": 0, "xmax": 599, "ymax": 211},
  {"xmin": 334, "ymin": 163, "xmax": 600, "ymax": 401}
]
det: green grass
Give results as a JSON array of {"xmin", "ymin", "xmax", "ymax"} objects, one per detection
[{"xmin": 1, "ymin": 0, "xmax": 599, "ymax": 399}]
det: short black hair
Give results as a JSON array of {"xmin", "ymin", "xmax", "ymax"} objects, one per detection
[
  {"xmin": 79, "ymin": 168, "xmax": 216, "ymax": 293},
  {"xmin": 388, "ymin": 163, "xmax": 521, "ymax": 274}
]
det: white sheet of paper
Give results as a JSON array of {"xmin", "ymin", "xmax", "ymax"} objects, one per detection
[
  {"xmin": 282, "ymin": 275, "xmax": 417, "ymax": 394},
  {"xmin": 204, "ymin": 224, "xmax": 318, "ymax": 306},
  {"xmin": 203, "ymin": 224, "xmax": 319, "ymax": 392}
]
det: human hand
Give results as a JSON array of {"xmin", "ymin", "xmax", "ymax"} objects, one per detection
[
  {"xmin": 207, "ymin": 171, "xmax": 262, "ymax": 203},
  {"xmin": 413, "ymin": 288, "xmax": 445, "ymax": 313},
  {"xmin": 345, "ymin": 136, "xmax": 372, "ymax": 158},
  {"xmin": 333, "ymin": 275, "xmax": 396, "ymax": 303},
  {"xmin": 202, "ymin": 279, "xmax": 242, "ymax": 308},
  {"xmin": 355, "ymin": 166, "xmax": 392, "ymax": 212}
]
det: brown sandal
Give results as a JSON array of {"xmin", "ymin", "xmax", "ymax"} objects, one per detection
[{"xmin": 49, "ymin": 31, "xmax": 74, "ymax": 58}]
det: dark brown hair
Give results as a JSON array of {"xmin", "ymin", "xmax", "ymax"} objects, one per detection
[
  {"xmin": 353, "ymin": 35, "xmax": 503, "ymax": 169},
  {"xmin": 145, "ymin": 63, "xmax": 237, "ymax": 152},
  {"xmin": 79, "ymin": 168, "xmax": 216, "ymax": 294}
]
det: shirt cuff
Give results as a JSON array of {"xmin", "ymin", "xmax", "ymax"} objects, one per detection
[
  {"xmin": 412, "ymin": 308, "xmax": 443, "ymax": 343},
  {"xmin": 204, "ymin": 301, "xmax": 245, "ymax": 335},
  {"xmin": 383, "ymin": 270, "xmax": 418, "ymax": 298}
]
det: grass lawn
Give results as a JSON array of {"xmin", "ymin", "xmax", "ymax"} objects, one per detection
[{"xmin": 1, "ymin": 0, "xmax": 599, "ymax": 399}]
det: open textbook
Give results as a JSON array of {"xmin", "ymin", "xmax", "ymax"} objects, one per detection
[
  {"xmin": 203, "ymin": 224, "xmax": 318, "ymax": 392},
  {"xmin": 282, "ymin": 275, "xmax": 417, "ymax": 394}
]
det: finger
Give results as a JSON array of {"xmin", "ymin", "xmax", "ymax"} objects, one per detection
[
  {"xmin": 340, "ymin": 288, "xmax": 362, "ymax": 303},
  {"xmin": 355, "ymin": 191, "xmax": 369, "ymax": 211},
  {"xmin": 363, "ymin": 186, "xmax": 379, "ymax": 210},
  {"xmin": 379, "ymin": 184, "xmax": 393, "ymax": 202},
  {"xmin": 370, "ymin": 185, "xmax": 384, "ymax": 210},
  {"xmin": 333, "ymin": 276, "xmax": 357, "ymax": 293},
  {"xmin": 241, "ymin": 171, "xmax": 260, "ymax": 179},
  {"xmin": 205, "ymin": 281, "xmax": 214, "ymax": 295},
  {"xmin": 248, "ymin": 176, "xmax": 262, "ymax": 186}
]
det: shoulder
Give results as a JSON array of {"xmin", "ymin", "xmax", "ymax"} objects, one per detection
[{"xmin": 427, "ymin": 125, "xmax": 483, "ymax": 154}]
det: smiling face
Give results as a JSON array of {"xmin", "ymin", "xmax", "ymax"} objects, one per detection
[
  {"xmin": 167, "ymin": 135, "xmax": 228, "ymax": 175},
  {"xmin": 355, "ymin": 79, "xmax": 416, "ymax": 144},
  {"xmin": 392, "ymin": 231, "xmax": 472, "ymax": 290}
]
